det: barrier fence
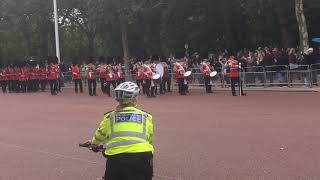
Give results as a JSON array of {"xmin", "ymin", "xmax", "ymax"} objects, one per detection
[{"xmin": 62, "ymin": 64, "xmax": 320, "ymax": 89}]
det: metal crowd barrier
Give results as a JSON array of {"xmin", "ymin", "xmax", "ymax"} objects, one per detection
[{"xmin": 61, "ymin": 64, "xmax": 320, "ymax": 89}]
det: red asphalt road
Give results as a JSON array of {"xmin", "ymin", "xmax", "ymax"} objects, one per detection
[{"xmin": 0, "ymin": 90, "xmax": 320, "ymax": 180}]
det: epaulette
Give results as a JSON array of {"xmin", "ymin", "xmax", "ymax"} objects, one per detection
[
  {"xmin": 104, "ymin": 111, "xmax": 114, "ymax": 117},
  {"xmin": 141, "ymin": 110, "xmax": 152, "ymax": 115}
]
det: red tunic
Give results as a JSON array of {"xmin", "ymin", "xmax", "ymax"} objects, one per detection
[
  {"xmin": 97, "ymin": 66, "xmax": 106, "ymax": 79},
  {"xmin": 200, "ymin": 63, "xmax": 212, "ymax": 77},
  {"xmin": 71, "ymin": 66, "xmax": 82, "ymax": 80},
  {"xmin": 174, "ymin": 64, "xmax": 185, "ymax": 79},
  {"xmin": 228, "ymin": 62, "xmax": 239, "ymax": 78},
  {"xmin": 143, "ymin": 65, "xmax": 153, "ymax": 80},
  {"xmin": 87, "ymin": 65, "xmax": 96, "ymax": 80},
  {"xmin": 48, "ymin": 65, "xmax": 58, "ymax": 80},
  {"xmin": 105, "ymin": 65, "xmax": 115, "ymax": 81},
  {"xmin": 1, "ymin": 68, "xmax": 7, "ymax": 81},
  {"xmin": 39, "ymin": 68, "xmax": 48, "ymax": 80},
  {"xmin": 8, "ymin": 68, "xmax": 15, "ymax": 81}
]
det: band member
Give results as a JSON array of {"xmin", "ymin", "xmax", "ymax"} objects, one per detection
[
  {"xmin": 200, "ymin": 59, "xmax": 214, "ymax": 93},
  {"xmin": 87, "ymin": 62, "xmax": 97, "ymax": 96},
  {"xmin": 0, "ymin": 66, "xmax": 7, "ymax": 93},
  {"xmin": 104, "ymin": 63, "xmax": 117, "ymax": 97},
  {"xmin": 71, "ymin": 63, "xmax": 83, "ymax": 93},
  {"xmin": 39, "ymin": 65, "xmax": 48, "ymax": 92},
  {"xmin": 228, "ymin": 56, "xmax": 246, "ymax": 96},
  {"xmin": 8, "ymin": 65, "xmax": 15, "ymax": 93},
  {"xmin": 48, "ymin": 62, "xmax": 59, "ymax": 95},
  {"xmin": 143, "ymin": 60, "xmax": 156, "ymax": 97},
  {"xmin": 115, "ymin": 63, "xmax": 125, "ymax": 85},
  {"xmin": 97, "ymin": 64, "xmax": 106, "ymax": 94},
  {"xmin": 160, "ymin": 59, "xmax": 171, "ymax": 94},
  {"xmin": 30, "ymin": 66, "xmax": 40, "ymax": 92},
  {"xmin": 19, "ymin": 66, "xmax": 28, "ymax": 93},
  {"xmin": 182, "ymin": 60, "xmax": 191, "ymax": 93},
  {"xmin": 173, "ymin": 55, "xmax": 187, "ymax": 95},
  {"xmin": 133, "ymin": 61, "xmax": 144, "ymax": 94}
]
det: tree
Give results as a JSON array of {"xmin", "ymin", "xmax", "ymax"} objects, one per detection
[{"xmin": 295, "ymin": 0, "xmax": 309, "ymax": 52}]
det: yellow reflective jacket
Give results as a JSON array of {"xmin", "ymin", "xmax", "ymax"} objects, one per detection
[{"xmin": 91, "ymin": 106, "xmax": 154, "ymax": 156}]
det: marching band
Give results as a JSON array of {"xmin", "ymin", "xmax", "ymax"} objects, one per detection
[{"xmin": 0, "ymin": 54, "xmax": 246, "ymax": 97}]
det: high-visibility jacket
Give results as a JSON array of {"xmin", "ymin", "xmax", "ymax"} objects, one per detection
[{"xmin": 91, "ymin": 106, "xmax": 154, "ymax": 156}]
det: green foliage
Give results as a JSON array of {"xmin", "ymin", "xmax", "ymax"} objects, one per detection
[{"xmin": 0, "ymin": 0, "xmax": 319, "ymax": 63}]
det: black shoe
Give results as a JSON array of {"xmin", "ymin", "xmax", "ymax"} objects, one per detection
[
  {"xmin": 180, "ymin": 93, "xmax": 187, "ymax": 95},
  {"xmin": 241, "ymin": 93, "xmax": 246, "ymax": 96},
  {"xmin": 232, "ymin": 93, "xmax": 237, "ymax": 96}
]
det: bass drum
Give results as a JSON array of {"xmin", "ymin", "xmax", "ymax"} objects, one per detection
[
  {"xmin": 156, "ymin": 63, "xmax": 164, "ymax": 77},
  {"xmin": 152, "ymin": 73, "xmax": 161, "ymax": 84}
]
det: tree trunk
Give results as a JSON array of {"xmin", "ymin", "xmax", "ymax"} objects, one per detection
[
  {"xmin": 119, "ymin": 14, "xmax": 130, "ymax": 76},
  {"xmin": 295, "ymin": 0, "xmax": 309, "ymax": 52}
]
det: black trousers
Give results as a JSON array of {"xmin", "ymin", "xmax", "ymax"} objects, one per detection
[
  {"xmin": 105, "ymin": 80, "xmax": 116, "ymax": 96},
  {"xmin": 144, "ymin": 79, "xmax": 155, "ymax": 97},
  {"xmin": 231, "ymin": 77, "xmax": 243, "ymax": 95},
  {"xmin": 31, "ymin": 79, "xmax": 40, "ymax": 92},
  {"xmin": 74, "ymin": 79, "xmax": 83, "ymax": 93},
  {"xmin": 20, "ymin": 81, "xmax": 27, "ymax": 93},
  {"xmin": 9, "ymin": 80, "xmax": 17, "ymax": 92},
  {"xmin": 117, "ymin": 78, "xmax": 125, "ymax": 86},
  {"xmin": 49, "ymin": 80, "xmax": 58, "ymax": 95},
  {"xmin": 1, "ymin": 81, "xmax": 7, "ymax": 93},
  {"xmin": 136, "ymin": 80, "xmax": 144, "ymax": 94},
  {"xmin": 40, "ymin": 80, "xmax": 47, "ymax": 92},
  {"xmin": 177, "ymin": 78, "xmax": 186, "ymax": 95},
  {"xmin": 88, "ymin": 79, "xmax": 97, "ymax": 96},
  {"xmin": 105, "ymin": 152, "xmax": 153, "ymax": 180},
  {"xmin": 204, "ymin": 76, "xmax": 212, "ymax": 93},
  {"xmin": 100, "ymin": 78, "xmax": 106, "ymax": 93},
  {"xmin": 161, "ymin": 76, "xmax": 171, "ymax": 93}
]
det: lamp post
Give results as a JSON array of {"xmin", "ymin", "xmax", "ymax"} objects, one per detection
[{"xmin": 53, "ymin": 0, "xmax": 61, "ymax": 64}]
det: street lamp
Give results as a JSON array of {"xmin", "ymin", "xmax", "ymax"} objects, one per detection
[{"xmin": 53, "ymin": 0, "xmax": 61, "ymax": 64}]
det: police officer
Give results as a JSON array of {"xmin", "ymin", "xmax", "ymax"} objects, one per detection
[{"xmin": 81, "ymin": 82, "xmax": 154, "ymax": 180}]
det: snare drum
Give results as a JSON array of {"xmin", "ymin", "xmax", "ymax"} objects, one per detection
[
  {"xmin": 184, "ymin": 71, "xmax": 192, "ymax": 78},
  {"xmin": 210, "ymin": 71, "xmax": 217, "ymax": 78}
]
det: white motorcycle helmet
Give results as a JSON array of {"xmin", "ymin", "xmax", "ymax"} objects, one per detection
[{"xmin": 115, "ymin": 82, "xmax": 140, "ymax": 104}]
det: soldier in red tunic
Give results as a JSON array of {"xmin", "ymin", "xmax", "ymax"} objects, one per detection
[
  {"xmin": 104, "ymin": 63, "xmax": 117, "ymax": 97},
  {"xmin": 8, "ymin": 65, "xmax": 16, "ymax": 93},
  {"xmin": 228, "ymin": 56, "xmax": 246, "ymax": 96},
  {"xmin": 48, "ymin": 62, "xmax": 59, "ymax": 95},
  {"xmin": 87, "ymin": 60, "xmax": 97, "ymax": 96},
  {"xmin": 71, "ymin": 63, "xmax": 83, "ymax": 93},
  {"xmin": 0, "ymin": 66, "xmax": 7, "ymax": 93},
  {"xmin": 133, "ymin": 61, "xmax": 144, "ymax": 94},
  {"xmin": 173, "ymin": 54, "xmax": 187, "ymax": 95},
  {"xmin": 39, "ymin": 65, "xmax": 48, "ymax": 92},
  {"xmin": 19, "ymin": 65, "xmax": 29, "ymax": 93},
  {"xmin": 142, "ymin": 60, "xmax": 156, "ymax": 97},
  {"xmin": 200, "ymin": 59, "xmax": 214, "ymax": 93}
]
